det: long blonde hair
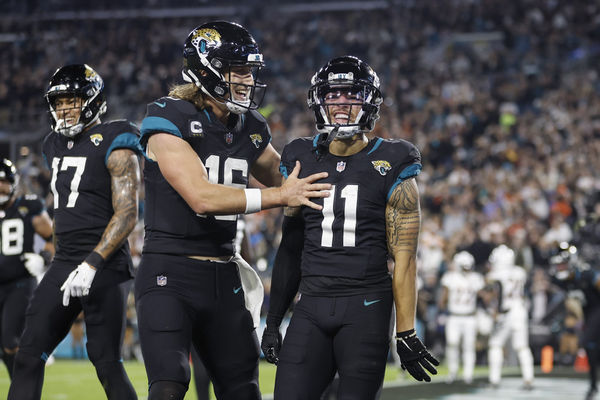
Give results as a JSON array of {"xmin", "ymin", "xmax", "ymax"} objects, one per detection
[{"xmin": 168, "ymin": 83, "xmax": 208, "ymax": 110}]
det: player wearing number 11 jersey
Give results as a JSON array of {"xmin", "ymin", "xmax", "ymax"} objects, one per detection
[
  {"xmin": 261, "ymin": 56, "xmax": 438, "ymax": 399},
  {"xmin": 9, "ymin": 64, "xmax": 140, "ymax": 400}
]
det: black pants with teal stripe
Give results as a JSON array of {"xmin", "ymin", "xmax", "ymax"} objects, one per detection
[{"xmin": 274, "ymin": 291, "xmax": 393, "ymax": 400}]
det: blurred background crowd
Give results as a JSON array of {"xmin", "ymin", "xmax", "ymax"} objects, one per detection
[{"xmin": 1, "ymin": 0, "xmax": 600, "ymax": 366}]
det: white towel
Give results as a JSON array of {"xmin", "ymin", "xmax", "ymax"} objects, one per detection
[{"xmin": 233, "ymin": 253, "xmax": 264, "ymax": 329}]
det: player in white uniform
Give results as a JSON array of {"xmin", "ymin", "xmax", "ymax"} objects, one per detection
[
  {"xmin": 486, "ymin": 245, "xmax": 534, "ymax": 389},
  {"xmin": 439, "ymin": 251, "xmax": 485, "ymax": 384}
]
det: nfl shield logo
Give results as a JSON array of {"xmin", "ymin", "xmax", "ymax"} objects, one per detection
[
  {"xmin": 336, "ymin": 161, "xmax": 346, "ymax": 172},
  {"xmin": 67, "ymin": 140, "xmax": 74, "ymax": 149},
  {"xmin": 225, "ymin": 132, "xmax": 234, "ymax": 144},
  {"xmin": 156, "ymin": 275, "xmax": 167, "ymax": 287}
]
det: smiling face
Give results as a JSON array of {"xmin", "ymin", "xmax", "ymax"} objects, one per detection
[
  {"xmin": 323, "ymin": 86, "xmax": 364, "ymax": 126},
  {"xmin": 228, "ymin": 65, "xmax": 255, "ymax": 104}
]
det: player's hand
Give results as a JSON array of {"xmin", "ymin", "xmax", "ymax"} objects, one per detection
[
  {"xmin": 396, "ymin": 329, "xmax": 439, "ymax": 382},
  {"xmin": 60, "ymin": 262, "xmax": 97, "ymax": 306},
  {"xmin": 261, "ymin": 324, "xmax": 282, "ymax": 365},
  {"xmin": 22, "ymin": 252, "xmax": 45, "ymax": 277},
  {"xmin": 280, "ymin": 161, "xmax": 331, "ymax": 210}
]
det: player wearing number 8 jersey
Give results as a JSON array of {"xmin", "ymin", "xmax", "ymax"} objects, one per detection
[
  {"xmin": 8, "ymin": 64, "xmax": 141, "ymax": 400},
  {"xmin": 135, "ymin": 21, "xmax": 330, "ymax": 400},
  {"xmin": 0, "ymin": 159, "xmax": 53, "ymax": 379},
  {"xmin": 261, "ymin": 56, "xmax": 438, "ymax": 399}
]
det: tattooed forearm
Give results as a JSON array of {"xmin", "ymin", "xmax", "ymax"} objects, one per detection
[
  {"xmin": 386, "ymin": 178, "xmax": 421, "ymax": 255},
  {"xmin": 95, "ymin": 149, "xmax": 140, "ymax": 259}
]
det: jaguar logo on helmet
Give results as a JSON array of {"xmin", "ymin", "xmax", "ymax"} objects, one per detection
[
  {"xmin": 372, "ymin": 160, "xmax": 391, "ymax": 176},
  {"xmin": 250, "ymin": 134, "xmax": 263, "ymax": 148},
  {"xmin": 90, "ymin": 134, "xmax": 103, "ymax": 146},
  {"xmin": 191, "ymin": 28, "xmax": 221, "ymax": 53}
]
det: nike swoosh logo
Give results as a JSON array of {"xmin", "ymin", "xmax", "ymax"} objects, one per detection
[
  {"xmin": 364, "ymin": 299, "xmax": 381, "ymax": 306},
  {"xmin": 233, "ymin": 286, "xmax": 242, "ymax": 294},
  {"xmin": 154, "ymin": 101, "xmax": 166, "ymax": 108}
]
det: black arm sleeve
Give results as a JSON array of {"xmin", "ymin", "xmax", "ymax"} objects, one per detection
[{"xmin": 266, "ymin": 215, "xmax": 304, "ymax": 327}]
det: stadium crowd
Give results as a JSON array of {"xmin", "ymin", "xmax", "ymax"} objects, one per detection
[{"xmin": 2, "ymin": 0, "xmax": 600, "ymax": 373}]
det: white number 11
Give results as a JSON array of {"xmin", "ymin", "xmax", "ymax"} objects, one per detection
[{"xmin": 320, "ymin": 184, "xmax": 358, "ymax": 247}]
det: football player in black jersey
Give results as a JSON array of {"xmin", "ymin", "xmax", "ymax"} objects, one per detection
[
  {"xmin": 0, "ymin": 159, "xmax": 53, "ymax": 379},
  {"xmin": 136, "ymin": 21, "xmax": 330, "ymax": 400},
  {"xmin": 8, "ymin": 64, "xmax": 141, "ymax": 400},
  {"xmin": 550, "ymin": 244, "xmax": 600, "ymax": 400},
  {"xmin": 261, "ymin": 56, "xmax": 439, "ymax": 399}
]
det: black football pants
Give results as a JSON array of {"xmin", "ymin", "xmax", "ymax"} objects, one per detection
[
  {"xmin": 274, "ymin": 291, "xmax": 393, "ymax": 400},
  {"xmin": 135, "ymin": 253, "xmax": 260, "ymax": 400}
]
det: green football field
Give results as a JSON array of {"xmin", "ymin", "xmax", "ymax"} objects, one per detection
[{"xmin": 0, "ymin": 359, "xmax": 405, "ymax": 399}]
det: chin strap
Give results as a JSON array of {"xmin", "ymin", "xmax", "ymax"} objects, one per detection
[{"xmin": 314, "ymin": 124, "xmax": 340, "ymax": 160}]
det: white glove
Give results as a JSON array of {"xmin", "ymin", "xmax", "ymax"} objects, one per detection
[
  {"xmin": 23, "ymin": 253, "xmax": 45, "ymax": 277},
  {"xmin": 60, "ymin": 262, "xmax": 97, "ymax": 306}
]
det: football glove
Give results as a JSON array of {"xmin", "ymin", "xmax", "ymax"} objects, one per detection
[
  {"xmin": 22, "ymin": 252, "xmax": 45, "ymax": 277},
  {"xmin": 396, "ymin": 329, "xmax": 439, "ymax": 382},
  {"xmin": 60, "ymin": 262, "xmax": 97, "ymax": 306},
  {"xmin": 261, "ymin": 324, "xmax": 282, "ymax": 365}
]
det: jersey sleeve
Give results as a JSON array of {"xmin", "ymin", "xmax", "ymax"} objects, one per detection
[
  {"xmin": 247, "ymin": 110, "xmax": 272, "ymax": 156},
  {"xmin": 385, "ymin": 141, "xmax": 422, "ymax": 201},
  {"xmin": 104, "ymin": 120, "xmax": 143, "ymax": 165},
  {"xmin": 139, "ymin": 97, "xmax": 195, "ymax": 152},
  {"xmin": 279, "ymin": 139, "xmax": 302, "ymax": 179}
]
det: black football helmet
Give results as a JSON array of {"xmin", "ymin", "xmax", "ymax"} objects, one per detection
[
  {"xmin": 182, "ymin": 21, "xmax": 266, "ymax": 114},
  {"xmin": 0, "ymin": 159, "xmax": 18, "ymax": 206},
  {"xmin": 45, "ymin": 64, "xmax": 107, "ymax": 137},
  {"xmin": 549, "ymin": 242, "xmax": 579, "ymax": 281},
  {"xmin": 308, "ymin": 55, "xmax": 383, "ymax": 139}
]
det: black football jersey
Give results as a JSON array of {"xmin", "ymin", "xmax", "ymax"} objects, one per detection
[
  {"xmin": 0, "ymin": 196, "xmax": 45, "ymax": 283},
  {"xmin": 42, "ymin": 120, "xmax": 141, "ymax": 268},
  {"xmin": 280, "ymin": 135, "xmax": 421, "ymax": 296},
  {"xmin": 139, "ymin": 96, "xmax": 271, "ymax": 257}
]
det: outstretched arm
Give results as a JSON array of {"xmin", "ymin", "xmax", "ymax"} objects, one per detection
[{"xmin": 148, "ymin": 133, "xmax": 330, "ymax": 214}]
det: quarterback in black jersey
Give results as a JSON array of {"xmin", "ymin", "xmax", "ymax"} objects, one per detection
[
  {"xmin": 0, "ymin": 159, "xmax": 53, "ymax": 379},
  {"xmin": 136, "ymin": 21, "xmax": 330, "ymax": 400},
  {"xmin": 261, "ymin": 56, "xmax": 439, "ymax": 399},
  {"xmin": 8, "ymin": 64, "xmax": 140, "ymax": 400}
]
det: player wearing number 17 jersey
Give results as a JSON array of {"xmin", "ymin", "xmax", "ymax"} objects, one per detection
[
  {"xmin": 8, "ymin": 64, "xmax": 140, "ymax": 400},
  {"xmin": 261, "ymin": 56, "xmax": 438, "ymax": 399}
]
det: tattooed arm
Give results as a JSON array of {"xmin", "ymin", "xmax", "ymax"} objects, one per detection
[
  {"xmin": 386, "ymin": 178, "xmax": 421, "ymax": 332},
  {"xmin": 93, "ymin": 148, "xmax": 140, "ymax": 263}
]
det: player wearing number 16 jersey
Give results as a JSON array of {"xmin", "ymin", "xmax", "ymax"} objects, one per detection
[
  {"xmin": 8, "ymin": 64, "xmax": 140, "ymax": 400},
  {"xmin": 261, "ymin": 56, "xmax": 438, "ymax": 399},
  {"xmin": 135, "ymin": 21, "xmax": 330, "ymax": 400}
]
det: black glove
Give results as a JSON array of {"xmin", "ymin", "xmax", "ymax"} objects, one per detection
[
  {"xmin": 396, "ymin": 329, "xmax": 439, "ymax": 382},
  {"xmin": 261, "ymin": 324, "xmax": 282, "ymax": 365}
]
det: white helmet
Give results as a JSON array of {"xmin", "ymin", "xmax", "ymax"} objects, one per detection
[
  {"xmin": 488, "ymin": 245, "xmax": 515, "ymax": 270},
  {"xmin": 453, "ymin": 251, "xmax": 475, "ymax": 271}
]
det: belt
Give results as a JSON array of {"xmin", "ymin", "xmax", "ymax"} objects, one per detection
[{"xmin": 187, "ymin": 255, "xmax": 232, "ymax": 263}]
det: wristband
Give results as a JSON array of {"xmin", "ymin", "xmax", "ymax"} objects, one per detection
[
  {"xmin": 244, "ymin": 188, "xmax": 262, "ymax": 214},
  {"xmin": 396, "ymin": 328, "xmax": 416, "ymax": 340},
  {"xmin": 84, "ymin": 251, "xmax": 105, "ymax": 270}
]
